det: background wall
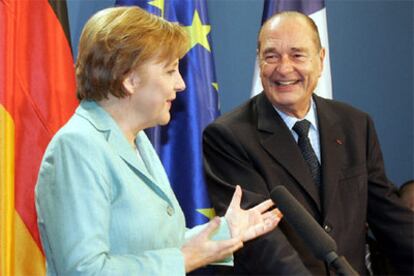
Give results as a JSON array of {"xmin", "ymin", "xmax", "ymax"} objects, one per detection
[{"xmin": 67, "ymin": 0, "xmax": 413, "ymax": 186}]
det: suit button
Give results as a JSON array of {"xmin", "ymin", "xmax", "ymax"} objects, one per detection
[
  {"xmin": 167, "ymin": 206, "xmax": 174, "ymax": 216},
  {"xmin": 323, "ymin": 224, "xmax": 332, "ymax": 233}
]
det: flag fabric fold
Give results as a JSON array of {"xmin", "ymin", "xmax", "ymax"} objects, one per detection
[
  {"xmin": 115, "ymin": 0, "xmax": 219, "ymax": 227},
  {"xmin": 0, "ymin": 0, "xmax": 77, "ymax": 274},
  {"xmin": 251, "ymin": 0, "xmax": 332, "ymax": 99}
]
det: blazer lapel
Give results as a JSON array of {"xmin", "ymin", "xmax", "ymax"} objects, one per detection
[
  {"xmin": 76, "ymin": 101, "xmax": 173, "ymax": 206},
  {"xmin": 256, "ymin": 94, "xmax": 321, "ymax": 210},
  {"xmin": 314, "ymin": 96, "xmax": 344, "ymax": 217},
  {"xmin": 134, "ymin": 131, "xmax": 177, "ymax": 205},
  {"xmin": 106, "ymin": 128, "xmax": 154, "ymax": 182}
]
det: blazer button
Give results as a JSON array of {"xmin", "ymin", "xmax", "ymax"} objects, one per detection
[
  {"xmin": 167, "ymin": 205, "xmax": 174, "ymax": 216},
  {"xmin": 323, "ymin": 224, "xmax": 332, "ymax": 233}
]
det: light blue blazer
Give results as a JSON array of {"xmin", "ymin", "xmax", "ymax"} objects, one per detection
[{"xmin": 35, "ymin": 100, "xmax": 231, "ymax": 275}]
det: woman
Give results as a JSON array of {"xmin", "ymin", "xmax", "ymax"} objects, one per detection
[{"xmin": 35, "ymin": 7, "xmax": 282, "ymax": 275}]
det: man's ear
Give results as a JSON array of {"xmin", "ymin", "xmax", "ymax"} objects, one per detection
[
  {"xmin": 122, "ymin": 71, "xmax": 140, "ymax": 95},
  {"xmin": 318, "ymin": 47, "xmax": 326, "ymax": 74}
]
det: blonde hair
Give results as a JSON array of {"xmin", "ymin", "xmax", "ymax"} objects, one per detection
[{"xmin": 76, "ymin": 7, "xmax": 188, "ymax": 101}]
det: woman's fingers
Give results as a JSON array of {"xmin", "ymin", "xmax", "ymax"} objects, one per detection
[
  {"xmin": 227, "ymin": 185, "xmax": 242, "ymax": 211},
  {"xmin": 199, "ymin": 216, "xmax": 221, "ymax": 239},
  {"xmin": 251, "ymin": 199, "xmax": 275, "ymax": 213},
  {"xmin": 261, "ymin": 208, "xmax": 283, "ymax": 221},
  {"xmin": 242, "ymin": 209, "xmax": 283, "ymax": 242}
]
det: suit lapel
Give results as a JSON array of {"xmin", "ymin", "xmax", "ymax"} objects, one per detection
[
  {"xmin": 134, "ymin": 131, "xmax": 176, "ymax": 206},
  {"xmin": 76, "ymin": 100, "xmax": 173, "ymax": 206},
  {"xmin": 106, "ymin": 127, "xmax": 155, "ymax": 183},
  {"xmin": 314, "ymin": 96, "xmax": 344, "ymax": 217},
  {"xmin": 256, "ymin": 94, "xmax": 321, "ymax": 210}
]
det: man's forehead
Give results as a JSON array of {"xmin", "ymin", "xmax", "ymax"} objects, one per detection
[
  {"xmin": 264, "ymin": 16, "xmax": 310, "ymax": 35},
  {"xmin": 267, "ymin": 16, "xmax": 284, "ymax": 30},
  {"xmin": 259, "ymin": 17, "xmax": 318, "ymax": 52},
  {"xmin": 260, "ymin": 33, "xmax": 311, "ymax": 52}
]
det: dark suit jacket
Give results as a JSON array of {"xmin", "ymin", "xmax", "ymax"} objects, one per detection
[{"xmin": 203, "ymin": 93, "xmax": 414, "ymax": 275}]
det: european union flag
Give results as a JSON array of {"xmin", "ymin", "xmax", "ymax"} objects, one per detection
[{"xmin": 115, "ymin": 0, "xmax": 219, "ymax": 228}]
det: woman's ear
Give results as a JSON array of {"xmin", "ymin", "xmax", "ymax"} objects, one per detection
[{"xmin": 122, "ymin": 71, "xmax": 141, "ymax": 95}]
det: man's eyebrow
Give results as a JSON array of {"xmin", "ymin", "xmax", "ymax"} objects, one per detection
[
  {"xmin": 291, "ymin": 47, "xmax": 308, "ymax": 52},
  {"xmin": 262, "ymin": 47, "xmax": 308, "ymax": 55},
  {"xmin": 262, "ymin": 47, "xmax": 277, "ymax": 55}
]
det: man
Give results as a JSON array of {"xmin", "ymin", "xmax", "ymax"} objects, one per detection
[{"xmin": 203, "ymin": 11, "xmax": 413, "ymax": 275}]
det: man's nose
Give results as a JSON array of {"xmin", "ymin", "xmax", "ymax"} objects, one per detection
[{"xmin": 276, "ymin": 55, "xmax": 294, "ymax": 75}]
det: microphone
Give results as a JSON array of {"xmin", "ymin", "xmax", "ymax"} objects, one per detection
[{"xmin": 270, "ymin": 186, "xmax": 359, "ymax": 276}]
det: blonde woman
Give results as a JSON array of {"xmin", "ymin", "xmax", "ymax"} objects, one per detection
[{"xmin": 35, "ymin": 7, "xmax": 282, "ymax": 275}]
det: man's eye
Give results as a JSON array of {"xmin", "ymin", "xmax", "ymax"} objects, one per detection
[
  {"xmin": 293, "ymin": 54, "xmax": 307, "ymax": 60},
  {"xmin": 264, "ymin": 55, "xmax": 278, "ymax": 63}
]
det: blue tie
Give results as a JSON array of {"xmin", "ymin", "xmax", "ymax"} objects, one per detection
[{"xmin": 293, "ymin": 120, "xmax": 321, "ymax": 186}]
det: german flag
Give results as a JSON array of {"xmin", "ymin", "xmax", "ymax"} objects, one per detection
[{"xmin": 0, "ymin": 0, "xmax": 77, "ymax": 274}]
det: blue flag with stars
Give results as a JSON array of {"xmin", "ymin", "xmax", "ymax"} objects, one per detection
[{"xmin": 115, "ymin": 0, "xmax": 219, "ymax": 227}]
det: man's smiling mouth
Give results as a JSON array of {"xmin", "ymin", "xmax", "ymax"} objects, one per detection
[{"xmin": 275, "ymin": 80, "xmax": 300, "ymax": 86}]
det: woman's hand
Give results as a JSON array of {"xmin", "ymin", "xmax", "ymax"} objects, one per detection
[
  {"xmin": 181, "ymin": 217, "xmax": 243, "ymax": 272},
  {"xmin": 225, "ymin": 185, "xmax": 282, "ymax": 242},
  {"xmin": 181, "ymin": 185, "xmax": 282, "ymax": 272}
]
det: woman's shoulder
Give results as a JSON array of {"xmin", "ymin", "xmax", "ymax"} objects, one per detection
[{"xmin": 45, "ymin": 112, "xmax": 109, "ymax": 161}]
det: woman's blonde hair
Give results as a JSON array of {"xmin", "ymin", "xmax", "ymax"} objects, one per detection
[{"xmin": 76, "ymin": 7, "xmax": 188, "ymax": 101}]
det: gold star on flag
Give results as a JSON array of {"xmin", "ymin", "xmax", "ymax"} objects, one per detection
[
  {"xmin": 196, "ymin": 208, "xmax": 216, "ymax": 219},
  {"xmin": 212, "ymin": 82, "xmax": 219, "ymax": 92},
  {"xmin": 148, "ymin": 0, "xmax": 164, "ymax": 18},
  {"xmin": 184, "ymin": 10, "xmax": 211, "ymax": 51}
]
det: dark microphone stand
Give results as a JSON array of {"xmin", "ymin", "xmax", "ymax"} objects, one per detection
[
  {"xmin": 325, "ymin": 251, "xmax": 359, "ymax": 275},
  {"xmin": 271, "ymin": 186, "xmax": 359, "ymax": 276}
]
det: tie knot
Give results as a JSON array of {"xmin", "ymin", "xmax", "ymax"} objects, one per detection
[{"xmin": 293, "ymin": 119, "xmax": 311, "ymax": 137}]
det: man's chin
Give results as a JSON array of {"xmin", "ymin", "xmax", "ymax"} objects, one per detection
[{"xmin": 267, "ymin": 93, "xmax": 300, "ymax": 106}]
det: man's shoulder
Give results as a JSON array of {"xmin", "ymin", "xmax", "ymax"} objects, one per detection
[
  {"xmin": 213, "ymin": 94, "xmax": 262, "ymax": 126},
  {"xmin": 314, "ymin": 95, "xmax": 369, "ymax": 120}
]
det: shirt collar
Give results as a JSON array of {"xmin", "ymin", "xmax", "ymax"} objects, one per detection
[{"xmin": 273, "ymin": 98, "xmax": 319, "ymax": 132}]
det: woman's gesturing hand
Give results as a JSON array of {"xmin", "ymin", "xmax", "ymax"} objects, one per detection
[
  {"xmin": 181, "ymin": 185, "xmax": 282, "ymax": 273},
  {"xmin": 225, "ymin": 185, "xmax": 283, "ymax": 242},
  {"xmin": 181, "ymin": 217, "xmax": 243, "ymax": 272}
]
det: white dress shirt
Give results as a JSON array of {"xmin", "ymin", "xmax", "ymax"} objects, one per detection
[{"xmin": 273, "ymin": 98, "xmax": 321, "ymax": 163}]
